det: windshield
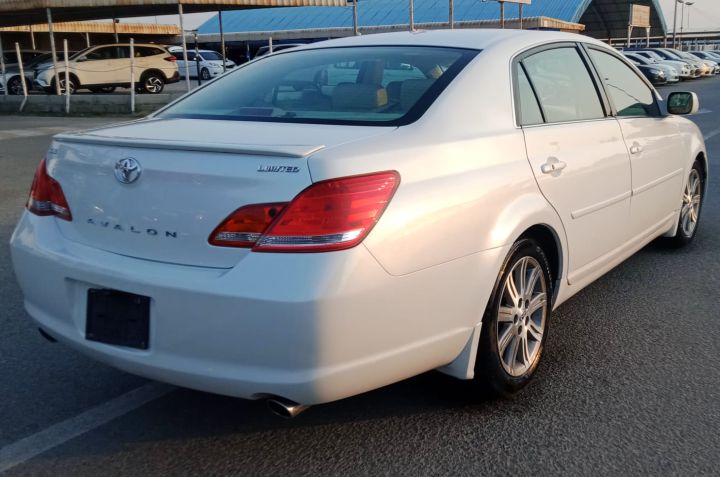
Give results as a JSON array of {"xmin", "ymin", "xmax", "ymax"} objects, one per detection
[
  {"xmin": 158, "ymin": 46, "xmax": 478, "ymax": 126},
  {"xmin": 201, "ymin": 51, "xmax": 223, "ymax": 60}
]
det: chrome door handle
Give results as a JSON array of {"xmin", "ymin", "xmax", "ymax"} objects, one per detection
[
  {"xmin": 541, "ymin": 159, "xmax": 567, "ymax": 174},
  {"xmin": 630, "ymin": 144, "xmax": 643, "ymax": 155}
]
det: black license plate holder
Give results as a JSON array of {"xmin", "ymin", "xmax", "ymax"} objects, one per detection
[{"xmin": 86, "ymin": 289, "xmax": 150, "ymax": 350}]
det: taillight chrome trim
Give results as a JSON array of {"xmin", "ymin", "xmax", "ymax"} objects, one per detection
[{"xmin": 255, "ymin": 229, "xmax": 363, "ymax": 249}]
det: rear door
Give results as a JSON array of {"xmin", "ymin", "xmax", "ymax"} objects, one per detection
[
  {"xmin": 77, "ymin": 46, "xmax": 115, "ymax": 84},
  {"xmin": 585, "ymin": 47, "xmax": 685, "ymax": 239},
  {"xmin": 517, "ymin": 44, "xmax": 633, "ymax": 283}
]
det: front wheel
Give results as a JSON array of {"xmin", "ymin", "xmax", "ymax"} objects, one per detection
[
  {"xmin": 7, "ymin": 76, "xmax": 24, "ymax": 95},
  {"xmin": 51, "ymin": 76, "xmax": 77, "ymax": 95},
  {"xmin": 665, "ymin": 161, "xmax": 704, "ymax": 247},
  {"xmin": 200, "ymin": 68, "xmax": 210, "ymax": 80},
  {"xmin": 475, "ymin": 239, "xmax": 553, "ymax": 397}
]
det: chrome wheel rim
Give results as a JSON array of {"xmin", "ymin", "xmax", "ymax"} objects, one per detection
[
  {"xmin": 59, "ymin": 78, "xmax": 75, "ymax": 94},
  {"xmin": 145, "ymin": 77, "xmax": 163, "ymax": 93},
  {"xmin": 496, "ymin": 256, "xmax": 548, "ymax": 377},
  {"xmin": 680, "ymin": 169, "xmax": 702, "ymax": 237}
]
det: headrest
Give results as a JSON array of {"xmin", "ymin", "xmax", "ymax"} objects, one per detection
[{"xmin": 333, "ymin": 83, "xmax": 388, "ymax": 110}]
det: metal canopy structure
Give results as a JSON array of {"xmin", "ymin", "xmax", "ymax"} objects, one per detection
[{"xmin": 0, "ymin": 1, "xmax": 347, "ymax": 28}]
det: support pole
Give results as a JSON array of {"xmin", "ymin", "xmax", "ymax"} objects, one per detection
[
  {"xmin": 130, "ymin": 38, "xmax": 135, "ymax": 114},
  {"xmin": 178, "ymin": 3, "xmax": 191, "ymax": 91},
  {"xmin": 63, "ymin": 39, "xmax": 69, "ymax": 114},
  {"xmin": 219, "ymin": 9, "xmax": 226, "ymax": 72},
  {"xmin": 500, "ymin": 1, "xmax": 505, "ymax": 29},
  {"xmin": 85, "ymin": 32, "xmax": 90, "ymax": 48},
  {"xmin": 29, "ymin": 25, "xmax": 36, "ymax": 50},
  {"xmin": 672, "ymin": 0, "xmax": 679, "ymax": 49},
  {"xmin": 409, "ymin": 0, "xmax": 414, "ymax": 32},
  {"xmin": 112, "ymin": 18, "xmax": 119, "ymax": 43},
  {"xmin": 0, "ymin": 35, "xmax": 7, "ymax": 97},
  {"xmin": 352, "ymin": 0, "xmax": 359, "ymax": 36},
  {"xmin": 268, "ymin": 36, "xmax": 273, "ymax": 54},
  {"xmin": 15, "ymin": 43, "xmax": 28, "ymax": 112},
  {"xmin": 47, "ymin": 8, "xmax": 60, "ymax": 95},
  {"xmin": 646, "ymin": 27, "xmax": 651, "ymax": 47},
  {"xmin": 627, "ymin": 25, "xmax": 633, "ymax": 48},
  {"xmin": 194, "ymin": 32, "xmax": 201, "ymax": 86},
  {"xmin": 519, "ymin": 3, "xmax": 524, "ymax": 30},
  {"xmin": 449, "ymin": 0, "xmax": 454, "ymax": 29}
]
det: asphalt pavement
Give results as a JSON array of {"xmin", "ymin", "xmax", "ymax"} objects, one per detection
[{"xmin": 0, "ymin": 78, "xmax": 719, "ymax": 476}]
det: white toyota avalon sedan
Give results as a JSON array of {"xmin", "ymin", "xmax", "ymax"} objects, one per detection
[{"xmin": 10, "ymin": 30, "xmax": 707, "ymax": 417}]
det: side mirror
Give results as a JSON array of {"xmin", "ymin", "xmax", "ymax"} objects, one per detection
[
  {"xmin": 76, "ymin": 56, "xmax": 88, "ymax": 62},
  {"xmin": 667, "ymin": 92, "xmax": 700, "ymax": 115}
]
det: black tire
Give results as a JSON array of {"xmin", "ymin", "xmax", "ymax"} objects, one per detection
[
  {"xmin": 7, "ymin": 76, "xmax": 24, "ymax": 95},
  {"xmin": 89, "ymin": 86, "xmax": 116, "ymax": 94},
  {"xmin": 140, "ymin": 72, "xmax": 165, "ymax": 94},
  {"xmin": 200, "ymin": 68, "xmax": 210, "ymax": 80},
  {"xmin": 664, "ymin": 161, "xmax": 705, "ymax": 248},
  {"xmin": 475, "ymin": 239, "xmax": 553, "ymax": 397}
]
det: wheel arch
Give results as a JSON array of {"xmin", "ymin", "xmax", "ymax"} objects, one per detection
[
  {"xmin": 52, "ymin": 72, "xmax": 81, "ymax": 88},
  {"xmin": 141, "ymin": 68, "xmax": 168, "ymax": 82},
  {"xmin": 518, "ymin": 224, "xmax": 563, "ymax": 307}
]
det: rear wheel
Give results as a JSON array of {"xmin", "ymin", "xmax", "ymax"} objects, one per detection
[
  {"xmin": 665, "ymin": 161, "xmax": 704, "ymax": 247},
  {"xmin": 475, "ymin": 239, "xmax": 552, "ymax": 397},
  {"xmin": 140, "ymin": 73, "xmax": 164, "ymax": 94}
]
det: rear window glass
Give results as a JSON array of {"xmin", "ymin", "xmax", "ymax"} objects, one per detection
[{"xmin": 158, "ymin": 46, "xmax": 478, "ymax": 126}]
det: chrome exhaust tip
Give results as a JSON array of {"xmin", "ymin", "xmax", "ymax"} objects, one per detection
[{"xmin": 267, "ymin": 397, "xmax": 310, "ymax": 419}]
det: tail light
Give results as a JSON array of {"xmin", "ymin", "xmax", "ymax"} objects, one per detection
[
  {"xmin": 27, "ymin": 159, "xmax": 72, "ymax": 221},
  {"xmin": 209, "ymin": 171, "xmax": 400, "ymax": 253},
  {"xmin": 164, "ymin": 56, "xmax": 177, "ymax": 62}
]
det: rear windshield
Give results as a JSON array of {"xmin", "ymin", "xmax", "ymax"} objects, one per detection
[{"xmin": 158, "ymin": 46, "xmax": 478, "ymax": 126}]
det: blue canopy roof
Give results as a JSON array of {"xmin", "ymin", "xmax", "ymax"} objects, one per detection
[{"xmin": 198, "ymin": 0, "xmax": 667, "ymax": 39}]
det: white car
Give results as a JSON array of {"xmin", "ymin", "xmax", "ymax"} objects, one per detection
[
  {"xmin": 34, "ymin": 43, "xmax": 179, "ymax": 94},
  {"xmin": 11, "ymin": 30, "xmax": 707, "ymax": 417},
  {"xmin": 168, "ymin": 47, "xmax": 236, "ymax": 80}
]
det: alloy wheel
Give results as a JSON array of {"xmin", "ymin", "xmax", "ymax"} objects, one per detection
[
  {"xmin": 145, "ymin": 76, "xmax": 164, "ymax": 93},
  {"xmin": 496, "ymin": 256, "xmax": 548, "ymax": 377},
  {"xmin": 680, "ymin": 169, "xmax": 702, "ymax": 237}
]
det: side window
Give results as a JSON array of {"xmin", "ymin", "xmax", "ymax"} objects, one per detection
[
  {"xmin": 587, "ymin": 49, "xmax": 660, "ymax": 118},
  {"xmin": 522, "ymin": 47, "xmax": 605, "ymax": 123},
  {"xmin": 515, "ymin": 65, "xmax": 544, "ymax": 126},
  {"xmin": 114, "ymin": 47, "xmax": 130, "ymax": 59},
  {"xmin": 85, "ymin": 47, "xmax": 108, "ymax": 61}
]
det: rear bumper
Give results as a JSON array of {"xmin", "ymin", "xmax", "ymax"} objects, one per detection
[{"xmin": 11, "ymin": 212, "xmax": 501, "ymax": 404}]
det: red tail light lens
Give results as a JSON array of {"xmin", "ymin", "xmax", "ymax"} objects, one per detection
[
  {"xmin": 27, "ymin": 159, "xmax": 72, "ymax": 221},
  {"xmin": 164, "ymin": 55, "xmax": 177, "ymax": 62},
  {"xmin": 255, "ymin": 171, "xmax": 399, "ymax": 252},
  {"xmin": 209, "ymin": 203, "xmax": 287, "ymax": 248},
  {"xmin": 209, "ymin": 171, "xmax": 400, "ymax": 252}
]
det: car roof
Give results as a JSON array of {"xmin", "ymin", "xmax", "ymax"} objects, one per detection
[{"xmin": 287, "ymin": 29, "xmax": 607, "ymax": 53}]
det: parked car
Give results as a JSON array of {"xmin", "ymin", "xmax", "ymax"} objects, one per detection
[
  {"xmin": 0, "ymin": 52, "xmax": 75, "ymax": 95},
  {"xmin": 1, "ymin": 49, "xmax": 47, "ymax": 68},
  {"xmin": 622, "ymin": 52, "xmax": 679, "ymax": 84},
  {"xmin": 33, "ymin": 43, "xmax": 179, "ymax": 94},
  {"xmin": 10, "ymin": 30, "xmax": 707, "ymax": 416},
  {"xmin": 167, "ymin": 47, "xmax": 236, "ymax": 80},
  {"xmin": 653, "ymin": 48, "xmax": 711, "ymax": 76},
  {"xmin": 254, "ymin": 43, "xmax": 304, "ymax": 58},
  {"xmin": 689, "ymin": 50, "xmax": 720, "ymax": 62},
  {"xmin": 678, "ymin": 51, "xmax": 720, "ymax": 74},
  {"xmin": 630, "ymin": 49, "xmax": 700, "ymax": 79}
]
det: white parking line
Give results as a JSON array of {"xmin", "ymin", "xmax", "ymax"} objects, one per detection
[
  {"xmin": 704, "ymin": 127, "xmax": 720, "ymax": 141},
  {"xmin": 0, "ymin": 383, "xmax": 173, "ymax": 473}
]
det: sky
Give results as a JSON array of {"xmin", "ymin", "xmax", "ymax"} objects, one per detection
[{"xmin": 123, "ymin": 1, "xmax": 720, "ymax": 33}]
